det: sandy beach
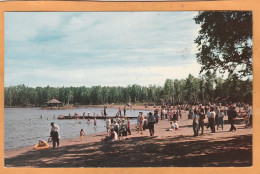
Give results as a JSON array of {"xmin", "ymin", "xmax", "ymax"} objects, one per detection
[{"xmin": 4, "ymin": 110, "xmax": 252, "ymax": 167}]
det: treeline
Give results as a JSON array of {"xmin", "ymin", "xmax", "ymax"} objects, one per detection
[{"xmin": 4, "ymin": 73, "xmax": 252, "ymax": 107}]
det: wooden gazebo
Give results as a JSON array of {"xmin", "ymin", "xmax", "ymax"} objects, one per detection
[{"xmin": 46, "ymin": 98, "xmax": 62, "ymax": 107}]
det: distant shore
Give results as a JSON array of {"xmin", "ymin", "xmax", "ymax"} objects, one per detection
[
  {"xmin": 5, "ymin": 104, "xmax": 158, "ymax": 111},
  {"xmin": 82, "ymin": 104, "xmax": 158, "ymax": 111}
]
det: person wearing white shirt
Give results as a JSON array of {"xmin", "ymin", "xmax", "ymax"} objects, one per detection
[
  {"xmin": 206, "ymin": 109, "xmax": 211, "ymax": 129},
  {"xmin": 217, "ymin": 110, "xmax": 225, "ymax": 130},
  {"xmin": 105, "ymin": 118, "xmax": 111, "ymax": 133},
  {"xmin": 209, "ymin": 108, "xmax": 216, "ymax": 133},
  {"xmin": 170, "ymin": 122, "xmax": 175, "ymax": 131},
  {"xmin": 50, "ymin": 122, "xmax": 60, "ymax": 148},
  {"xmin": 110, "ymin": 129, "xmax": 118, "ymax": 141}
]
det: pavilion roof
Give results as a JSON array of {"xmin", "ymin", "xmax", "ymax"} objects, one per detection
[{"xmin": 46, "ymin": 98, "xmax": 62, "ymax": 104}]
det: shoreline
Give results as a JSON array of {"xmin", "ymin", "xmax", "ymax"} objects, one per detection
[
  {"xmin": 4, "ymin": 128, "xmax": 110, "ymax": 158},
  {"xmin": 4, "ymin": 123, "xmax": 140, "ymax": 158},
  {"xmin": 5, "ymin": 111, "xmax": 252, "ymax": 167}
]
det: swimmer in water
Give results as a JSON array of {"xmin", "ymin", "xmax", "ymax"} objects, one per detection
[
  {"xmin": 94, "ymin": 117, "xmax": 97, "ymax": 127},
  {"xmin": 87, "ymin": 118, "xmax": 90, "ymax": 124}
]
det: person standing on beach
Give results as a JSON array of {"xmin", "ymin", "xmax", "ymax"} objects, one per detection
[
  {"xmin": 217, "ymin": 109, "xmax": 225, "ymax": 130},
  {"xmin": 138, "ymin": 112, "xmax": 144, "ymax": 135},
  {"xmin": 176, "ymin": 108, "xmax": 179, "ymax": 120},
  {"xmin": 147, "ymin": 112, "xmax": 155, "ymax": 136},
  {"xmin": 209, "ymin": 107, "xmax": 216, "ymax": 133},
  {"xmin": 50, "ymin": 122, "xmax": 60, "ymax": 148},
  {"xmin": 179, "ymin": 107, "xmax": 182, "ymax": 120},
  {"xmin": 249, "ymin": 107, "xmax": 253, "ymax": 127},
  {"xmin": 106, "ymin": 117, "xmax": 111, "ymax": 133},
  {"xmin": 228, "ymin": 106, "xmax": 238, "ymax": 131},
  {"xmin": 198, "ymin": 106, "xmax": 205, "ymax": 135},
  {"xmin": 167, "ymin": 108, "xmax": 170, "ymax": 120},
  {"xmin": 192, "ymin": 111, "xmax": 199, "ymax": 136},
  {"xmin": 80, "ymin": 129, "xmax": 85, "ymax": 142},
  {"xmin": 154, "ymin": 110, "xmax": 159, "ymax": 124},
  {"xmin": 206, "ymin": 106, "xmax": 211, "ymax": 129},
  {"xmin": 137, "ymin": 115, "xmax": 140, "ymax": 132},
  {"xmin": 127, "ymin": 118, "xmax": 131, "ymax": 135}
]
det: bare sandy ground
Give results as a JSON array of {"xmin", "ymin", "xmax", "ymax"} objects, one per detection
[{"xmin": 4, "ymin": 110, "xmax": 252, "ymax": 167}]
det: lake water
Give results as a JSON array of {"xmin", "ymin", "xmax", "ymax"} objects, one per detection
[{"xmin": 4, "ymin": 107, "xmax": 150, "ymax": 150}]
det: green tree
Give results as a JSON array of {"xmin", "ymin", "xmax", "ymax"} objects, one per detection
[
  {"xmin": 204, "ymin": 72, "xmax": 216, "ymax": 103},
  {"xmin": 65, "ymin": 88, "xmax": 74, "ymax": 105},
  {"xmin": 164, "ymin": 79, "xmax": 174, "ymax": 103},
  {"xmin": 194, "ymin": 11, "xmax": 252, "ymax": 77}
]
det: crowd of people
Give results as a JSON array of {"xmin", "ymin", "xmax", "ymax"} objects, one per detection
[
  {"xmin": 44, "ymin": 102, "xmax": 252, "ymax": 148},
  {"xmin": 102, "ymin": 116, "xmax": 132, "ymax": 142},
  {"xmin": 188, "ymin": 103, "xmax": 253, "ymax": 136}
]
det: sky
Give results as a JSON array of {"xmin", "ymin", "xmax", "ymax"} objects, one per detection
[{"xmin": 4, "ymin": 12, "xmax": 202, "ymax": 88}]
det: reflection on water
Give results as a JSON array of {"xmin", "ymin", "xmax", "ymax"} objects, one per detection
[{"xmin": 4, "ymin": 107, "xmax": 150, "ymax": 150}]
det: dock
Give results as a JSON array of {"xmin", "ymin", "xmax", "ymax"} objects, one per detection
[{"xmin": 58, "ymin": 115, "xmax": 138, "ymax": 120}]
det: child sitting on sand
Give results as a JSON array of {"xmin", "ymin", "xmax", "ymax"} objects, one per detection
[
  {"xmin": 173, "ymin": 120, "xmax": 179, "ymax": 130},
  {"xmin": 111, "ymin": 129, "xmax": 118, "ymax": 141},
  {"xmin": 167, "ymin": 122, "xmax": 175, "ymax": 131},
  {"xmin": 80, "ymin": 129, "xmax": 85, "ymax": 142},
  {"xmin": 101, "ymin": 128, "xmax": 118, "ymax": 142}
]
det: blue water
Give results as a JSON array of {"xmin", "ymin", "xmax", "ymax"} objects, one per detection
[{"xmin": 4, "ymin": 107, "xmax": 150, "ymax": 150}]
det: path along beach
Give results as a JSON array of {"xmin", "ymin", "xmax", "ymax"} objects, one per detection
[{"xmin": 4, "ymin": 109, "xmax": 252, "ymax": 167}]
